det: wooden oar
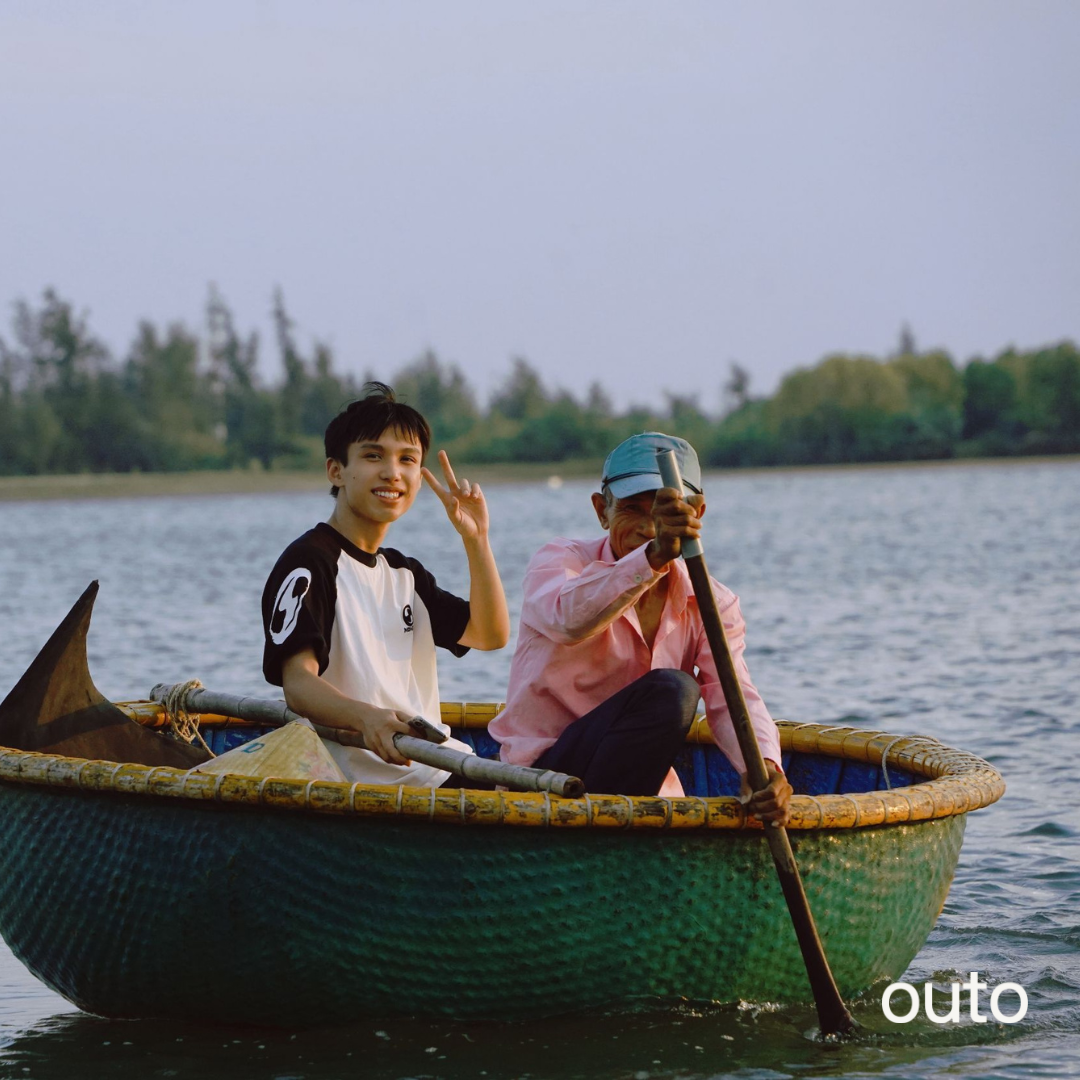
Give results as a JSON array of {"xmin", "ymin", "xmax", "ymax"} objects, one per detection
[
  {"xmin": 655, "ymin": 450, "xmax": 856, "ymax": 1037},
  {"xmin": 149, "ymin": 683, "xmax": 584, "ymax": 798}
]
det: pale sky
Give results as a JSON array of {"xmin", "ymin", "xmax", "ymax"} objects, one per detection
[{"xmin": 2, "ymin": 0, "xmax": 1078, "ymax": 411}]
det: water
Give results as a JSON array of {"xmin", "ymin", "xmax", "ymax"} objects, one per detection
[{"xmin": 0, "ymin": 460, "xmax": 1077, "ymax": 1079}]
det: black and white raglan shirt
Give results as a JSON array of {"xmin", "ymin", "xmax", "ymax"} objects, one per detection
[{"xmin": 261, "ymin": 522, "xmax": 474, "ymax": 786}]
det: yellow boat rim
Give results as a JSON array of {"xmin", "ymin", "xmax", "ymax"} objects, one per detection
[{"xmin": 0, "ymin": 703, "xmax": 1005, "ymax": 831}]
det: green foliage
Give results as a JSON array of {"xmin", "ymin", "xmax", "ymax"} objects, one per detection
[
  {"xmin": 0, "ymin": 289, "xmax": 111, "ymax": 472},
  {"xmin": 1019, "ymin": 343, "xmax": 1080, "ymax": 451},
  {"xmin": 706, "ymin": 400, "xmax": 779, "ymax": 467},
  {"xmin": 961, "ymin": 358, "xmax": 1019, "ymax": 450},
  {"xmin": 393, "ymin": 351, "xmax": 480, "ymax": 443},
  {"xmin": 490, "ymin": 358, "xmax": 549, "ymax": 421},
  {"xmin": 0, "ymin": 288, "xmax": 1076, "ymax": 475},
  {"xmin": 760, "ymin": 355, "xmax": 912, "ymax": 464}
]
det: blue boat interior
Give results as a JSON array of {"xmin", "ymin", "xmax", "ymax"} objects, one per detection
[{"xmin": 202, "ymin": 726, "xmax": 916, "ymax": 797}]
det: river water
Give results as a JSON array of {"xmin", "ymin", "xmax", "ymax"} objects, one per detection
[{"xmin": 0, "ymin": 459, "xmax": 1076, "ymax": 1080}]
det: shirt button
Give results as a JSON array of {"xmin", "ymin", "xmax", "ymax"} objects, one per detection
[{"xmin": 634, "ymin": 574, "xmax": 643, "ymax": 583}]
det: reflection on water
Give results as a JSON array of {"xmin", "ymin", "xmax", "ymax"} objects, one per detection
[
  {"xmin": 0, "ymin": 459, "xmax": 1078, "ymax": 1079},
  {"xmin": 0, "ymin": 998, "xmax": 1051, "ymax": 1080}
]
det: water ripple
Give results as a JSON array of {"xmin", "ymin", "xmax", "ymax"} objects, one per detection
[{"xmin": 0, "ymin": 460, "xmax": 1078, "ymax": 1079}]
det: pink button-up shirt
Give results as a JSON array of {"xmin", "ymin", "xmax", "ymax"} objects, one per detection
[{"xmin": 490, "ymin": 536, "xmax": 781, "ymax": 793}]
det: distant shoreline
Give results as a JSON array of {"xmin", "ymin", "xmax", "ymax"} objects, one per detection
[{"xmin": 0, "ymin": 454, "xmax": 1076, "ymax": 503}]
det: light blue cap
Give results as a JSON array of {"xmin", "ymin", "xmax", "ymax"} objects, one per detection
[{"xmin": 600, "ymin": 432, "xmax": 702, "ymax": 499}]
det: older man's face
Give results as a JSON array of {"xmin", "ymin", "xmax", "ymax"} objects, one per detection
[{"xmin": 592, "ymin": 489, "xmax": 659, "ymax": 560}]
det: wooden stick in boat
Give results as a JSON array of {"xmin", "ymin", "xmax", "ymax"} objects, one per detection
[
  {"xmin": 655, "ymin": 450, "xmax": 857, "ymax": 1038},
  {"xmin": 148, "ymin": 684, "xmax": 585, "ymax": 798}
]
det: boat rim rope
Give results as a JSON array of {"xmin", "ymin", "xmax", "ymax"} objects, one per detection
[{"xmin": 156, "ymin": 679, "xmax": 216, "ymax": 757}]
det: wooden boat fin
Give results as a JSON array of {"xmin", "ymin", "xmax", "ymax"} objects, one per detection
[{"xmin": 0, "ymin": 582, "xmax": 209, "ymax": 767}]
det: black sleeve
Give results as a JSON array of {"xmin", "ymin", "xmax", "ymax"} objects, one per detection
[
  {"xmin": 261, "ymin": 540, "xmax": 338, "ymax": 686},
  {"xmin": 407, "ymin": 557, "xmax": 472, "ymax": 658}
]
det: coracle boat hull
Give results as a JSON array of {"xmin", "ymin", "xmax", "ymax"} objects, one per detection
[
  {"xmin": 0, "ymin": 773, "xmax": 965, "ymax": 1026},
  {"xmin": 0, "ymin": 584, "xmax": 1001, "ymax": 1026}
]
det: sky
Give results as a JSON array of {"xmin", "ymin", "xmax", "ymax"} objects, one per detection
[{"xmin": 1, "ymin": 0, "xmax": 1078, "ymax": 412}]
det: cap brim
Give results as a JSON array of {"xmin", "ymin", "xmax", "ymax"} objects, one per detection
[{"xmin": 605, "ymin": 473, "xmax": 664, "ymax": 499}]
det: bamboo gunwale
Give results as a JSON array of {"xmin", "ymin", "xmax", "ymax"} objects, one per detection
[{"xmin": 0, "ymin": 703, "xmax": 1004, "ymax": 831}]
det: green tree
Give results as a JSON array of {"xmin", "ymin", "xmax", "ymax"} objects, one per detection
[
  {"xmin": 665, "ymin": 392, "xmax": 713, "ymax": 450},
  {"xmin": 894, "ymin": 322, "xmax": 917, "ymax": 358},
  {"xmin": 707, "ymin": 399, "xmax": 778, "ymax": 467},
  {"xmin": 765, "ymin": 355, "xmax": 912, "ymax": 463},
  {"xmin": 4, "ymin": 290, "xmax": 112, "ymax": 471},
  {"xmin": 207, "ymin": 287, "xmax": 279, "ymax": 469},
  {"xmin": 490, "ymin": 357, "xmax": 549, "ymax": 421},
  {"xmin": 585, "ymin": 381, "xmax": 613, "ymax": 418},
  {"xmin": 1023, "ymin": 343, "xmax": 1080, "ymax": 450},
  {"xmin": 509, "ymin": 392, "xmax": 592, "ymax": 461},
  {"xmin": 0, "ymin": 354, "xmax": 20, "ymax": 474},
  {"xmin": 722, "ymin": 362, "xmax": 751, "ymax": 414},
  {"xmin": 124, "ymin": 321, "xmax": 223, "ymax": 470},
  {"xmin": 393, "ymin": 351, "xmax": 480, "ymax": 442},
  {"xmin": 962, "ymin": 359, "xmax": 1019, "ymax": 444},
  {"xmin": 81, "ymin": 370, "xmax": 151, "ymax": 472},
  {"xmin": 302, "ymin": 343, "xmax": 355, "ymax": 437},
  {"xmin": 886, "ymin": 351, "xmax": 962, "ymax": 458},
  {"xmin": 272, "ymin": 288, "xmax": 309, "ymax": 440}
]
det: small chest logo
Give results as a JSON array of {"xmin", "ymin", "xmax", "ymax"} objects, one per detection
[{"xmin": 402, "ymin": 604, "xmax": 414, "ymax": 633}]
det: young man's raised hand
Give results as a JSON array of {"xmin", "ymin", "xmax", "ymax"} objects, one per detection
[
  {"xmin": 422, "ymin": 450, "xmax": 490, "ymax": 542},
  {"xmin": 422, "ymin": 450, "xmax": 510, "ymax": 652}
]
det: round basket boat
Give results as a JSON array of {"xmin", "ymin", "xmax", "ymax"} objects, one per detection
[{"xmin": 0, "ymin": 701, "xmax": 1003, "ymax": 1027}]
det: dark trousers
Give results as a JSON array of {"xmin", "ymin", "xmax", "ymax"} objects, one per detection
[{"xmin": 532, "ymin": 669, "xmax": 700, "ymax": 796}]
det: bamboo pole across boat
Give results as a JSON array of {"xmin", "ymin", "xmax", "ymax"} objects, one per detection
[
  {"xmin": 149, "ymin": 683, "xmax": 584, "ymax": 798},
  {"xmin": 654, "ymin": 449, "xmax": 857, "ymax": 1038}
]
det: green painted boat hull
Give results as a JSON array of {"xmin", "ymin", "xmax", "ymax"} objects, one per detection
[{"xmin": 0, "ymin": 780, "xmax": 964, "ymax": 1026}]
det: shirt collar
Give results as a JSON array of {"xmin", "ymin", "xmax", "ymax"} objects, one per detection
[{"xmin": 316, "ymin": 521, "xmax": 379, "ymax": 567}]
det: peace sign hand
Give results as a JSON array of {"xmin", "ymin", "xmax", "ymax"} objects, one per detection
[{"xmin": 422, "ymin": 451, "xmax": 489, "ymax": 542}]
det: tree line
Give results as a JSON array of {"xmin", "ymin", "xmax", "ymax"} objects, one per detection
[{"xmin": 1, "ymin": 289, "xmax": 1077, "ymax": 477}]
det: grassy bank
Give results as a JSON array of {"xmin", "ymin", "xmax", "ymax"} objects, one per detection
[
  {"xmin": 0, "ymin": 460, "xmax": 606, "ymax": 503},
  {"xmin": 0, "ymin": 454, "xmax": 1076, "ymax": 504}
]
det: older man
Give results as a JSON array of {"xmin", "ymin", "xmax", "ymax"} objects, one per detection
[{"xmin": 490, "ymin": 432, "xmax": 791, "ymax": 823}]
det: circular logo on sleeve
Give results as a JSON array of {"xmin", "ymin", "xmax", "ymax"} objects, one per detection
[
  {"xmin": 402, "ymin": 604, "xmax": 414, "ymax": 633},
  {"xmin": 269, "ymin": 568, "xmax": 312, "ymax": 644}
]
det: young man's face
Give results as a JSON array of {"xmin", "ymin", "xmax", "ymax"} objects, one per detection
[
  {"xmin": 329, "ymin": 427, "xmax": 424, "ymax": 525},
  {"xmin": 591, "ymin": 489, "xmax": 658, "ymax": 560}
]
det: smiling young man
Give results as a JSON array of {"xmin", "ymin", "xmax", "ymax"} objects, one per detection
[
  {"xmin": 261, "ymin": 382, "xmax": 509, "ymax": 786},
  {"xmin": 490, "ymin": 431, "xmax": 791, "ymax": 822}
]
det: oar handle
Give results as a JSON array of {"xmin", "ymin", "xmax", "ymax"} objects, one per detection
[
  {"xmin": 149, "ymin": 684, "xmax": 584, "ymax": 799},
  {"xmin": 653, "ymin": 450, "xmax": 856, "ymax": 1037}
]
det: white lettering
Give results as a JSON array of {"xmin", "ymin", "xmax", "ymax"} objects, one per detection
[
  {"xmin": 990, "ymin": 983, "xmax": 1028, "ymax": 1023},
  {"xmin": 882, "ymin": 982, "xmax": 920, "ymax": 1023},
  {"xmin": 923, "ymin": 981, "xmax": 962, "ymax": 1024},
  {"xmin": 965, "ymin": 972, "xmax": 988, "ymax": 1023},
  {"xmin": 881, "ymin": 972, "xmax": 1028, "ymax": 1026}
]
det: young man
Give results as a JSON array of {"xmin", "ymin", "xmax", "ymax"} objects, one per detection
[
  {"xmin": 261, "ymin": 383, "xmax": 509, "ymax": 786},
  {"xmin": 490, "ymin": 431, "xmax": 791, "ymax": 823}
]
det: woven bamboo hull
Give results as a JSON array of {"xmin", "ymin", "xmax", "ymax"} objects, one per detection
[
  {"xmin": 0, "ymin": 586, "xmax": 1004, "ymax": 1025},
  {"xmin": 0, "ymin": 776, "xmax": 964, "ymax": 1026}
]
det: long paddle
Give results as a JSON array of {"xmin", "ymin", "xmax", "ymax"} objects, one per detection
[
  {"xmin": 655, "ymin": 450, "xmax": 856, "ymax": 1037},
  {"xmin": 149, "ymin": 683, "xmax": 584, "ymax": 798}
]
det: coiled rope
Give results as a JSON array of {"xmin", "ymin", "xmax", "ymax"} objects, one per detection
[{"xmin": 156, "ymin": 679, "xmax": 216, "ymax": 757}]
